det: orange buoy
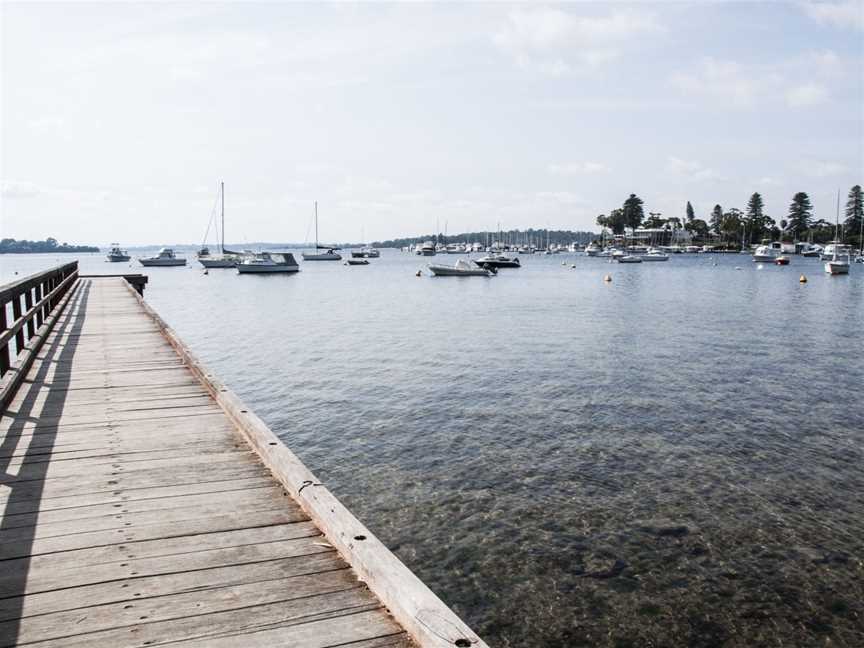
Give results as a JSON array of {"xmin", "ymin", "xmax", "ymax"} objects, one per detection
[
  {"xmin": 799, "ymin": 274, "xmax": 807, "ymax": 283},
  {"xmin": 603, "ymin": 274, "xmax": 612, "ymax": 283}
]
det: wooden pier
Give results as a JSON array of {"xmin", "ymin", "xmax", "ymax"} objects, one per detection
[{"xmin": 0, "ymin": 263, "xmax": 486, "ymax": 648}]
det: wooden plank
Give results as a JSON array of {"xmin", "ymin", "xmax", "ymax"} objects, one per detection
[
  {"xmin": 14, "ymin": 589, "xmax": 388, "ymax": 648},
  {"xmin": 0, "ymin": 505, "xmax": 306, "ymax": 558},
  {"xmin": 0, "ymin": 552, "xmax": 343, "ymax": 621},
  {"xmin": 0, "ymin": 528, "xmax": 329, "ymax": 597},
  {"xmin": 6, "ymin": 568, "xmax": 364, "ymax": 645},
  {"xmin": 1, "ymin": 483, "xmax": 284, "ymax": 528},
  {"xmin": 1, "ymin": 476, "xmax": 274, "ymax": 517}
]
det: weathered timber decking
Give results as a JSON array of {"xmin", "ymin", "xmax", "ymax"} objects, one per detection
[{"xmin": 0, "ymin": 274, "xmax": 486, "ymax": 648}]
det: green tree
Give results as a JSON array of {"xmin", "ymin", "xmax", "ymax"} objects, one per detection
[
  {"xmin": 786, "ymin": 192, "xmax": 813, "ymax": 240},
  {"xmin": 685, "ymin": 219, "xmax": 709, "ymax": 241},
  {"xmin": 622, "ymin": 194, "xmax": 644, "ymax": 238},
  {"xmin": 607, "ymin": 208, "xmax": 627, "ymax": 234},
  {"xmin": 845, "ymin": 185, "xmax": 863, "ymax": 245},
  {"xmin": 686, "ymin": 201, "xmax": 695, "ymax": 223},
  {"xmin": 709, "ymin": 204, "xmax": 723, "ymax": 235},
  {"xmin": 720, "ymin": 208, "xmax": 743, "ymax": 244},
  {"xmin": 745, "ymin": 192, "xmax": 772, "ymax": 243}
]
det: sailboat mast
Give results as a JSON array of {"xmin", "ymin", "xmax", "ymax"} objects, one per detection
[
  {"xmin": 315, "ymin": 201, "xmax": 319, "ymax": 248},
  {"xmin": 220, "ymin": 181, "xmax": 225, "ymax": 254}
]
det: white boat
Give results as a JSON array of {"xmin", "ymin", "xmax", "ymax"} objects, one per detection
[
  {"xmin": 753, "ymin": 242, "xmax": 782, "ymax": 262},
  {"xmin": 616, "ymin": 255, "xmax": 643, "ymax": 263},
  {"xmin": 475, "ymin": 254, "xmax": 520, "ymax": 269},
  {"xmin": 200, "ymin": 182, "xmax": 242, "ymax": 268},
  {"xmin": 820, "ymin": 241, "xmax": 852, "ymax": 261},
  {"xmin": 800, "ymin": 243, "xmax": 823, "ymax": 257},
  {"xmin": 428, "ymin": 259, "xmax": 494, "ymax": 276},
  {"xmin": 237, "ymin": 252, "xmax": 299, "ymax": 273},
  {"xmin": 415, "ymin": 241, "xmax": 436, "ymax": 256},
  {"xmin": 106, "ymin": 244, "xmax": 130, "ymax": 262},
  {"xmin": 139, "ymin": 248, "xmax": 186, "ymax": 267},
  {"xmin": 351, "ymin": 246, "xmax": 380, "ymax": 258},
  {"xmin": 824, "ymin": 194, "xmax": 851, "ymax": 275},
  {"xmin": 684, "ymin": 245, "xmax": 700, "ymax": 253},
  {"xmin": 302, "ymin": 202, "xmax": 342, "ymax": 261},
  {"xmin": 445, "ymin": 243, "xmax": 465, "ymax": 254},
  {"xmin": 640, "ymin": 248, "xmax": 669, "ymax": 261}
]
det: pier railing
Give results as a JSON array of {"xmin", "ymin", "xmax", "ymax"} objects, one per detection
[{"xmin": 0, "ymin": 261, "xmax": 79, "ymax": 409}]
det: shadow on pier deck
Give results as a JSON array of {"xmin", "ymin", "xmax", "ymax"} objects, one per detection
[{"xmin": 0, "ymin": 264, "xmax": 485, "ymax": 648}]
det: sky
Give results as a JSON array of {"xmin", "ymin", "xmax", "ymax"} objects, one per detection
[{"xmin": 1, "ymin": 1, "xmax": 862, "ymax": 246}]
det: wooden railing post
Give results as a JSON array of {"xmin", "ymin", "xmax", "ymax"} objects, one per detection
[
  {"xmin": 0, "ymin": 305, "xmax": 9, "ymax": 374},
  {"xmin": 34, "ymin": 283, "xmax": 44, "ymax": 327},
  {"xmin": 11, "ymin": 295, "xmax": 24, "ymax": 356},
  {"xmin": 24, "ymin": 288, "xmax": 36, "ymax": 338}
]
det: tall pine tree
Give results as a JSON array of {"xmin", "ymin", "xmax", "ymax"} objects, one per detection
[
  {"xmin": 622, "ymin": 194, "xmax": 644, "ymax": 237},
  {"xmin": 845, "ymin": 185, "xmax": 862, "ymax": 245},
  {"xmin": 787, "ymin": 192, "xmax": 813, "ymax": 239},
  {"xmin": 745, "ymin": 192, "xmax": 768, "ymax": 244},
  {"xmin": 686, "ymin": 201, "xmax": 695, "ymax": 222},
  {"xmin": 710, "ymin": 204, "xmax": 723, "ymax": 235}
]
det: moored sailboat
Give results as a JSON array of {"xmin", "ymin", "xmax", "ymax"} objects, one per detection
[
  {"xmin": 200, "ymin": 182, "xmax": 241, "ymax": 268},
  {"xmin": 302, "ymin": 202, "xmax": 342, "ymax": 261}
]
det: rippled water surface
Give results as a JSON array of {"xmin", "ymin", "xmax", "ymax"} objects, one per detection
[{"xmin": 3, "ymin": 250, "xmax": 864, "ymax": 647}]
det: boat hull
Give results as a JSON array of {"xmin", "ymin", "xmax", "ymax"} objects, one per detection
[
  {"xmin": 200, "ymin": 258, "xmax": 237, "ymax": 268},
  {"xmin": 347, "ymin": 259, "xmax": 369, "ymax": 266},
  {"xmin": 237, "ymin": 264, "xmax": 299, "ymax": 273},
  {"xmin": 639, "ymin": 255, "xmax": 669, "ymax": 262},
  {"xmin": 107, "ymin": 255, "xmax": 130, "ymax": 262},
  {"xmin": 302, "ymin": 253, "xmax": 342, "ymax": 261},
  {"xmin": 428, "ymin": 265, "xmax": 491, "ymax": 276},
  {"xmin": 139, "ymin": 259, "xmax": 186, "ymax": 267},
  {"xmin": 824, "ymin": 262, "xmax": 850, "ymax": 275}
]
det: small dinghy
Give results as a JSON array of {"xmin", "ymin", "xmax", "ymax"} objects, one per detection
[
  {"xmin": 428, "ymin": 259, "xmax": 494, "ymax": 276},
  {"xmin": 347, "ymin": 258, "xmax": 369, "ymax": 266}
]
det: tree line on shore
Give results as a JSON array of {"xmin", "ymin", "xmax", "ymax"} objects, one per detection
[
  {"xmin": 0, "ymin": 238, "xmax": 100, "ymax": 254},
  {"xmin": 596, "ymin": 185, "xmax": 863, "ymax": 248},
  {"xmin": 373, "ymin": 229, "xmax": 597, "ymax": 248}
]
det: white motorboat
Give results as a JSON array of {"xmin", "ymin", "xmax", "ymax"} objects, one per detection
[
  {"xmin": 428, "ymin": 259, "xmax": 494, "ymax": 276},
  {"xmin": 139, "ymin": 248, "xmax": 186, "ymax": 267},
  {"xmin": 237, "ymin": 252, "xmax": 300, "ymax": 273},
  {"xmin": 351, "ymin": 246, "xmax": 380, "ymax": 258},
  {"xmin": 616, "ymin": 255, "xmax": 643, "ymax": 263},
  {"xmin": 302, "ymin": 202, "xmax": 342, "ymax": 261},
  {"xmin": 752, "ymin": 242, "xmax": 782, "ymax": 262},
  {"xmin": 825, "ymin": 255, "xmax": 850, "ymax": 275},
  {"xmin": 475, "ymin": 254, "xmax": 521, "ymax": 269},
  {"xmin": 684, "ymin": 245, "xmax": 700, "ymax": 253},
  {"xmin": 106, "ymin": 244, "xmax": 130, "ymax": 262},
  {"xmin": 800, "ymin": 243, "xmax": 823, "ymax": 257},
  {"xmin": 415, "ymin": 241, "xmax": 436, "ymax": 256},
  {"xmin": 820, "ymin": 241, "xmax": 852, "ymax": 261},
  {"xmin": 640, "ymin": 248, "xmax": 669, "ymax": 261}
]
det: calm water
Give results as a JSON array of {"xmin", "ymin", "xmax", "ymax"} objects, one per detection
[{"xmin": 3, "ymin": 250, "xmax": 863, "ymax": 647}]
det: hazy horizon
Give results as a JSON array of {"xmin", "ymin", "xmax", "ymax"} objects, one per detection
[{"xmin": 2, "ymin": 2, "xmax": 862, "ymax": 245}]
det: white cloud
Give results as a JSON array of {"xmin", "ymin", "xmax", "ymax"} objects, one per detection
[
  {"xmin": 548, "ymin": 162, "xmax": 611, "ymax": 175},
  {"xmin": 804, "ymin": 160, "xmax": 849, "ymax": 177},
  {"xmin": 799, "ymin": 1, "xmax": 864, "ymax": 30},
  {"xmin": 670, "ymin": 50, "xmax": 844, "ymax": 109},
  {"xmin": 1, "ymin": 180, "xmax": 42, "ymax": 199},
  {"xmin": 493, "ymin": 7, "xmax": 661, "ymax": 75},
  {"xmin": 666, "ymin": 157, "xmax": 724, "ymax": 182},
  {"xmin": 786, "ymin": 82, "xmax": 829, "ymax": 106},
  {"xmin": 536, "ymin": 191, "xmax": 583, "ymax": 205},
  {"xmin": 669, "ymin": 58, "xmax": 760, "ymax": 107}
]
